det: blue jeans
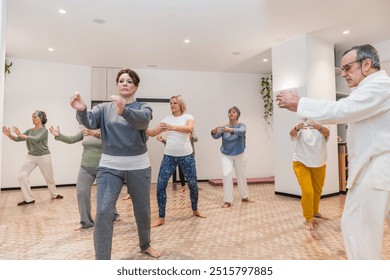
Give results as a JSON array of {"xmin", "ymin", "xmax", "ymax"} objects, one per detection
[
  {"xmin": 156, "ymin": 154, "xmax": 198, "ymax": 218},
  {"xmin": 94, "ymin": 166, "xmax": 151, "ymax": 260}
]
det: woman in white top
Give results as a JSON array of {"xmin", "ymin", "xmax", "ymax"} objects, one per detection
[
  {"xmin": 147, "ymin": 95, "xmax": 206, "ymax": 227},
  {"xmin": 290, "ymin": 120, "xmax": 330, "ymax": 230}
]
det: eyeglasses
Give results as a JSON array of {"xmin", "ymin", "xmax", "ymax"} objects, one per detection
[{"xmin": 340, "ymin": 60, "xmax": 361, "ymax": 72}]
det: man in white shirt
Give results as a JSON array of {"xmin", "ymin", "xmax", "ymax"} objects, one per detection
[{"xmin": 276, "ymin": 44, "xmax": 390, "ymax": 259}]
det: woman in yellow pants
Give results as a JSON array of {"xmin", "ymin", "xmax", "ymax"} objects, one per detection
[{"xmin": 290, "ymin": 120, "xmax": 329, "ymax": 230}]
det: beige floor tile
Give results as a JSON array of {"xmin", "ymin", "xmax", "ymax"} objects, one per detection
[{"xmin": 0, "ymin": 183, "xmax": 389, "ymax": 260}]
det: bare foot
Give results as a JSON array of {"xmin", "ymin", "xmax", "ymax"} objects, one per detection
[
  {"xmin": 222, "ymin": 202, "xmax": 231, "ymax": 208},
  {"xmin": 193, "ymin": 210, "xmax": 207, "ymax": 218},
  {"xmin": 73, "ymin": 224, "xmax": 83, "ymax": 231},
  {"xmin": 304, "ymin": 221, "xmax": 316, "ymax": 230},
  {"xmin": 122, "ymin": 194, "xmax": 131, "ymax": 200},
  {"xmin": 314, "ymin": 213, "xmax": 329, "ymax": 220},
  {"xmin": 242, "ymin": 197, "xmax": 254, "ymax": 203},
  {"xmin": 141, "ymin": 246, "xmax": 161, "ymax": 258},
  {"xmin": 179, "ymin": 187, "xmax": 186, "ymax": 192},
  {"xmin": 151, "ymin": 218, "xmax": 165, "ymax": 228}
]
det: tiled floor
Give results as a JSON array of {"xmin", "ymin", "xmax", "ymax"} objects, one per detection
[{"xmin": 0, "ymin": 182, "xmax": 389, "ymax": 260}]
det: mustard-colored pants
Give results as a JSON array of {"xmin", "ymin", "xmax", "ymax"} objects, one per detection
[{"xmin": 293, "ymin": 161, "xmax": 326, "ymax": 222}]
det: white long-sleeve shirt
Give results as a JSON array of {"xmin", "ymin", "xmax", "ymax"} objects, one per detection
[{"xmin": 297, "ymin": 70, "xmax": 390, "ymax": 191}]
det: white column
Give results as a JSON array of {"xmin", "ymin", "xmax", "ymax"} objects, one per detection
[
  {"xmin": 0, "ymin": 0, "xmax": 7, "ymax": 196},
  {"xmin": 272, "ymin": 34, "xmax": 339, "ymax": 196}
]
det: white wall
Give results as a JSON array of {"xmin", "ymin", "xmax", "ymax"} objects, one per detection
[
  {"xmin": 0, "ymin": 0, "xmax": 7, "ymax": 195},
  {"xmin": 1, "ymin": 59, "xmax": 274, "ymax": 187},
  {"xmin": 134, "ymin": 69, "xmax": 274, "ymax": 182},
  {"xmin": 1, "ymin": 58, "xmax": 90, "ymax": 188},
  {"xmin": 375, "ymin": 40, "xmax": 390, "ymax": 63}
]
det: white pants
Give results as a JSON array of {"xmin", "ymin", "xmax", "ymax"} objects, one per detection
[
  {"xmin": 221, "ymin": 152, "xmax": 249, "ymax": 203},
  {"xmin": 18, "ymin": 154, "xmax": 58, "ymax": 202},
  {"xmin": 341, "ymin": 164, "xmax": 390, "ymax": 259}
]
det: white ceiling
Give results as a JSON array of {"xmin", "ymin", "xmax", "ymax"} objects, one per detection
[{"xmin": 6, "ymin": 0, "xmax": 390, "ymax": 74}]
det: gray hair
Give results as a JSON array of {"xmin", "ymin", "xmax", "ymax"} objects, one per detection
[
  {"xmin": 343, "ymin": 44, "xmax": 381, "ymax": 70},
  {"xmin": 228, "ymin": 106, "xmax": 241, "ymax": 119}
]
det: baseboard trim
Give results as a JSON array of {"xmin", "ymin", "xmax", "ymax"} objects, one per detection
[
  {"xmin": 1, "ymin": 184, "xmax": 76, "ymax": 191},
  {"xmin": 275, "ymin": 191, "xmax": 342, "ymax": 199}
]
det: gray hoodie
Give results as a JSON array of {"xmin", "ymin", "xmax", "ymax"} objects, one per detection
[{"xmin": 76, "ymin": 101, "xmax": 152, "ymax": 157}]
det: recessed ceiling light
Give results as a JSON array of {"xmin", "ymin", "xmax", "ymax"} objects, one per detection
[
  {"xmin": 58, "ymin": 9, "xmax": 66, "ymax": 14},
  {"xmin": 263, "ymin": 58, "xmax": 268, "ymax": 62},
  {"xmin": 343, "ymin": 30, "xmax": 350, "ymax": 35},
  {"xmin": 92, "ymin": 18, "xmax": 106, "ymax": 24},
  {"xmin": 184, "ymin": 39, "xmax": 190, "ymax": 43},
  {"xmin": 232, "ymin": 52, "xmax": 241, "ymax": 55},
  {"xmin": 48, "ymin": 48, "xmax": 54, "ymax": 52},
  {"xmin": 146, "ymin": 65, "xmax": 158, "ymax": 68}
]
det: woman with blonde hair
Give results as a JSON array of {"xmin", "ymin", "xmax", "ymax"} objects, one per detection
[{"xmin": 147, "ymin": 95, "xmax": 206, "ymax": 227}]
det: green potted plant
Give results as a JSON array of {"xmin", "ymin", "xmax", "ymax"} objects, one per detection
[
  {"xmin": 4, "ymin": 61, "xmax": 12, "ymax": 74},
  {"xmin": 261, "ymin": 75, "xmax": 273, "ymax": 124}
]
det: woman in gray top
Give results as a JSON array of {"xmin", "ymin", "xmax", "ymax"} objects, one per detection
[
  {"xmin": 49, "ymin": 126, "xmax": 120, "ymax": 231},
  {"xmin": 70, "ymin": 68, "xmax": 160, "ymax": 259},
  {"xmin": 2, "ymin": 110, "xmax": 63, "ymax": 206}
]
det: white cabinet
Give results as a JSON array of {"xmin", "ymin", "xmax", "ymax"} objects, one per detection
[
  {"xmin": 91, "ymin": 67, "xmax": 107, "ymax": 100},
  {"xmin": 335, "ymin": 67, "xmax": 349, "ymax": 142},
  {"xmin": 335, "ymin": 67, "xmax": 351, "ymax": 98},
  {"xmin": 335, "ymin": 67, "xmax": 349, "ymax": 192},
  {"xmin": 106, "ymin": 68, "xmax": 121, "ymax": 98},
  {"xmin": 91, "ymin": 67, "xmax": 121, "ymax": 101}
]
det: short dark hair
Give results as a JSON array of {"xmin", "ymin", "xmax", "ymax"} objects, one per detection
[
  {"xmin": 343, "ymin": 44, "xmax": 381, "ymax": 70},
  {"xmin": 116, "ymin": 68, "xmax": 140, "ymax": 86}
]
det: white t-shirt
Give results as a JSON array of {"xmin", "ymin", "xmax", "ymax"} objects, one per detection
[
  {"xmin": 99, "ymin": 152, "xmax": 150, "ymax": 170},
  {"xmin": 292, "ymin": 127, "xmax": 328, "ymax": 167},
  {"xmin": 162, "ymin": 114, "xmax": 193, "ymax": 156}
]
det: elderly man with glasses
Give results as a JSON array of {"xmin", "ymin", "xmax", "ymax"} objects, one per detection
[{"xmin": 276, "ymin": 44, "xmax": 390, "ymax": 260}]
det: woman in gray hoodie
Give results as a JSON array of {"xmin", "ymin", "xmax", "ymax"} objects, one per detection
[{"xmin": 70, "ymin": 68, "xmax": 160, "ymax": 260}]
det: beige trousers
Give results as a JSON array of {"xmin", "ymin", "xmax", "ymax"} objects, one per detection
[{"xmin": 18, "ymin": 154, "xmax": 58, "ymax": 202}]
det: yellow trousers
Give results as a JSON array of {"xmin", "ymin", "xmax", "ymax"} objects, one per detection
[{"xmin": 293, "ymin": 161, "xmax": 326, "ymax": 222}]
